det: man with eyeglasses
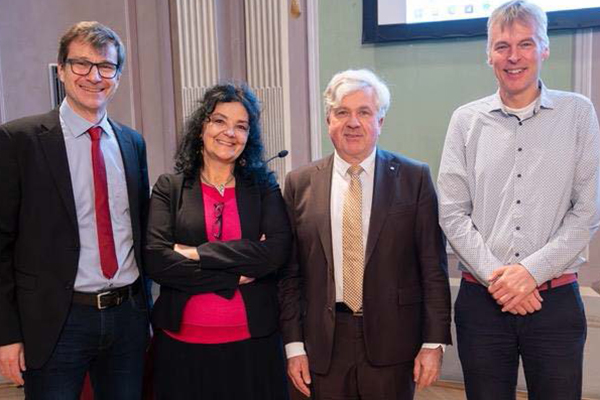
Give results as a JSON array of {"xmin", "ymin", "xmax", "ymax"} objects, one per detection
[{"xmin": 0, "ymin": 21, "xmax": 150, "ymax": 399}]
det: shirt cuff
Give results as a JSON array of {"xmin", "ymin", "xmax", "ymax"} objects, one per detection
[
  {"xmin": 422, "ymin": 343, "xmax": 446, "ymax": 353},
  {"xmin": 284, "ymin": 342, "xmax": 306, "ymax": 359}
]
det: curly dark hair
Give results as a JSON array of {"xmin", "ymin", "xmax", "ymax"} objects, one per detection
[{"xmin": 174, "ymin": 83, "xmax": 274, "ymax": 184}]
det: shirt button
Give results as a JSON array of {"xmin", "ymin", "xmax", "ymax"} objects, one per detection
[
  {"xmin": 515, "ymin": 252, "xmax": 520, "ymax": 257},
  {"xmin": 516, "ymin": 226, "xmax": 520, "ymax": 230},
  {"xmin": 516, "ymin": 200, "xmax": 521, "ymax": 204},
  {"xmin": 518, "ymin": 148, "xmax": 522, "ymax": 152},
  {"xmin": 517, "ymin": 174, "xmax": 522, "ymax": 178},
  {"xmin": 519, "ymin": 121, "xmax": 523, "ymax": 126}
]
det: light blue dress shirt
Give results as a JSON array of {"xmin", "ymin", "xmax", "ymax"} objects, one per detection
[{"xmin": 60, "ymin": 100, "xmax": 139, "ymax": 292}]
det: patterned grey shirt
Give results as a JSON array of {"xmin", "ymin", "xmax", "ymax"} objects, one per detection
[{"xmin": 438, "ymin": 83, "xmax": 600, "ymax": 286}]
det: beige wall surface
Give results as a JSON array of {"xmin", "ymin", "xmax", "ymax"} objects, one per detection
[
  {"xmin": 0, "ymin": 0, "xmax": 177, "ymax": 184},
  {"xmin": 0, "ymin": 0, "xmax": 136, "ymax": 124}
]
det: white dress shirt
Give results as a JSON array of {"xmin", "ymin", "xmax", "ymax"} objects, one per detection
[{"xmin": 438, "ymin": 83, "xmax": 600, "ymax": 285}]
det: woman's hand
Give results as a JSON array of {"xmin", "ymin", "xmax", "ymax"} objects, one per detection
[
  {"xmin": 174, "ymin": 243, "xmax": 200, "ymax": 261},
  {"xmin": 236, "ymin": 235, "xmax": 264, "ymax": 285},
  {"xmin": 239, "ymin": 276, "xmax": 255, "ymax": 285}
]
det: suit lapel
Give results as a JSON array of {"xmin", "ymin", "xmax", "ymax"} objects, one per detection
[
  {"xmin": 236, "ymin": 176, "xmax": 260, "ymax": 239},
  {"xmin": 365, "ymin": 150, "xmax": 399, "ymax": 266},
  {"xmin": 111, "ymin": 119, "xmax": 141, "ymax": 230},
  {"xmin": 312, "ymin": 156, "xmax": 334, "ymax": 270},
  {"xmin": 37, "ymin": 110, "xmax": 78, "ymax": 232},
  {"xmin": 181, "ymin": 177, "xmax": 209, "ymax": 243}
]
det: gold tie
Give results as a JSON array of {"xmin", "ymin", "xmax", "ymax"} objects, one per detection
[{"xmin": 342, "ymin": 165, "xmax": 364, "ymax": 313}]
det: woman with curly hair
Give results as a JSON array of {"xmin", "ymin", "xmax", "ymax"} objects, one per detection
[{"xmin": 144, "ymin": 84, "xmax": 291, "ymax": 399}]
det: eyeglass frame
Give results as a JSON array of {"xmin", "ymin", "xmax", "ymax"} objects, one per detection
[
  {"xmin": 212, "ymin": 202, "xmax": 224, "ymax": 240},
  {"xmin": 206, "ymin": 114, "xmax": 250, "ymax": 136},
  {"xmin": 65, "ymin": 58, "xmax": 121, "ymax": 79}
]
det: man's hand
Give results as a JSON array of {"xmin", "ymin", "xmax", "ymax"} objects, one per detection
[
  {"xmin": 488, "ymin": 264, "xmax": 537, "ymax": 312},
  {"xmin": 287, "ymin": 354, "xmax": 311, "ymax": 397},
  {"xmin": 413, "ymin": 347, "xmax": 443, "ymax": 390},
  {"xmin": 504, "ymin": 290, "xmax": 543, "ymax": 315},
  {"xmin": 0, "ymin": 342, "xmax": 25, "ymax": 386}
]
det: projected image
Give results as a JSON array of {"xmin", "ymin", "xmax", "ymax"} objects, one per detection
[
  {"xmin": 380, "ymin": 0, "xmax": 600, "ymax": 25},
  {"xmin": 367, "ymin": 0, "xmax": 600, "ymax": 42}
]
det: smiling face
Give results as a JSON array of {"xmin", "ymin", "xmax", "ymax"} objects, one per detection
[
  {"xmin": 58, "ymin": 40, "xmax": 120, "ymax": 123},
  {"xmin": 201, "ymin": 102, "xmax": 250, "ymax": 166},
  {"xmin": 488, "ymin": 19, "xmax": 549, "ymax": 108},
  {"xmin": 327, "ymin": 88, "xmax": 383, "ymax": 164}
]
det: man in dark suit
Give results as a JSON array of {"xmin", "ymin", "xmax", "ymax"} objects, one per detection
[
  {"xmin": 0, "ymin": 21, "xmax": 149, "ymax": 399},
  {"xmin": 279, "ymin": 69, "xmax": 452, "ymax": 399}
]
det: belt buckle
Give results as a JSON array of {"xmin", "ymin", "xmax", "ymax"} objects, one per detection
[{"xmin": 96, "ymin": 291, "xmax": 112, "ymax": 310}]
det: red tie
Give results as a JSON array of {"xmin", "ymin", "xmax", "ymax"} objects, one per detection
[{"xmin": 88, "ymin": 126, "xmax": 118, "ymax": 279}]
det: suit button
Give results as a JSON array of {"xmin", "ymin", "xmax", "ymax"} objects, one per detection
[
  {"xmin": 65, "ymin": 282, "xmax": 73, "ymax": 290},
  {"xmin": 327, "ymin": 306, "xmax": 333, "ymax": 312}
]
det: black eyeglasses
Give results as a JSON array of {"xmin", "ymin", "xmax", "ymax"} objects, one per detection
[
  {"xmin": 213, "ymin": 202, "xmax": 224, "ymax": 240},
  {"xmin": 65, "ymin": 58, "xmax": 120, "ymax": 79}
]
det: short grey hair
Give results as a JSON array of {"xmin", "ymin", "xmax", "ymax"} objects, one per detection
[
  {"xmin": 323, "ymin": 69, "xmax": 391, "ymax": 119},
  {"xmin": 487, "ymin": 1, "xmax": 549, "ymax": 55}
]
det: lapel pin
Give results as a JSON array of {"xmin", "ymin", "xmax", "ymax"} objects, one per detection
[{"xmin": 390, "ymin": 166, "xmax": 395, "ymax": 170}]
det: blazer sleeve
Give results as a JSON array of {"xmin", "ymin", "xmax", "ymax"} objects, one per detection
[
  {"xmin": 416, "ymin": 164, "xmax": 452, "ymax": 345},
  {"xmin": 143, "ymin": 174, "xmax": 239, "ymax": 295},
  {"xmin": 0, "ymin": 124, "xmax": 24, "ymax": 346},
  {"xmin": 277, "ymin": 171, "xmax": 305, "ymax": 344},
  {"xmin": 195, "ymin": 179, "xmax": 292, "ymax": 278},
  {"xmin": 135, "ymin": 133, "xmax": 150, "ymax": 239}
]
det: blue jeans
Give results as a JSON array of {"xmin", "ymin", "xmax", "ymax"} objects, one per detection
[
  {"xmin": 23, "ymin": 293, "xmax": 149, "ymax": 400},
  {"xmin": 455, "ymin": 280, "xmax": 586, "ymax": 400}
]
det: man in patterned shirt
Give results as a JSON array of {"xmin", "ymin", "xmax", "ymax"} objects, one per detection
[{"xmin": 438, "ymin": 1, "xmax": 600, "ymax": 399}]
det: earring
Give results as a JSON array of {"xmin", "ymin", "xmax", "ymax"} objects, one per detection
[{"xmin": 238, "ymin": 157, "xmax": 247, "ymax": 167}]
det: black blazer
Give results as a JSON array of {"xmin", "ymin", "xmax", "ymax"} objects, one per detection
[
  {"xmin": 0, "ymin": 109, "xmax": 150, "ymax": 368},
  {"xmin": 144, "ymin": 173, "xmax": 292, "ymax": 338}
]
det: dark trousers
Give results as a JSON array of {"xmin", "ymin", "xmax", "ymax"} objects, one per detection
[
  {"xmin": 311, "ymin": 311, "xmax": 415, "ymax": 400},
  {"xmin": 23, "ymin": 293, "xmax": 148, "ymax": 400},
  {"xmin": 455, "ymin": 280, "xmax": 586, "ymax": 400},
  {"xmin": 153, "ymin": 329, "xmax": 288, "ymax": 400}
]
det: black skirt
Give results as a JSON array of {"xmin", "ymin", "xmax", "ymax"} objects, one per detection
[{"xmin": 153, "ymin": 329, "xmax": 289, "ymax": 400}]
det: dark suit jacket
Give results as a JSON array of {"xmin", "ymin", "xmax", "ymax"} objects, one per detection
[
  {"xmin": 279, "ymin": 149, "xmax": 452, "ymax": 374},
  {"xmin": 144, "ymin": 173, "xmax": 292, "ymax": 337},
  {"xmin": 0, "ymin": 109, "xmax": 150, "ymax": 369}
]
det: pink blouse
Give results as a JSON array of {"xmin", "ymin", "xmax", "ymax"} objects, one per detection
[{"xmin": 165, "ymin": 183, "xmax": 250, "ymax": 344}]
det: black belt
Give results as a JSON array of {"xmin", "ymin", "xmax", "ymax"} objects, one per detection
[
  {"xmin": 335, "ymin": 302, "xmax": 363, "ymax": 316},
  {"xmin": 72, "ymin": 279, "xmax": 140, "ymax": 310}
]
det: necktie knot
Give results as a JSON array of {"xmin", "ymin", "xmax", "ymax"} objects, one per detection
[
  {"xmin": 347, "ymin": 165, "xmax": 363, "ymax": 177},
  {"xmin": 88, "ymin": 126, "xmax": 103, "ymax": 141}
]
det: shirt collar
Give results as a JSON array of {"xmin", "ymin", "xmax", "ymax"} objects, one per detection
[
  {"xmin": 487, "ymin": 80, "xmax": 554, "ymax": 115},
  {"xmin": 59, "ymin": 99, "xmax": 112, "ymax": 138},
  {"xmin": 333, "ymin": 147, "xmax": 377, "ymax": 178}
]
